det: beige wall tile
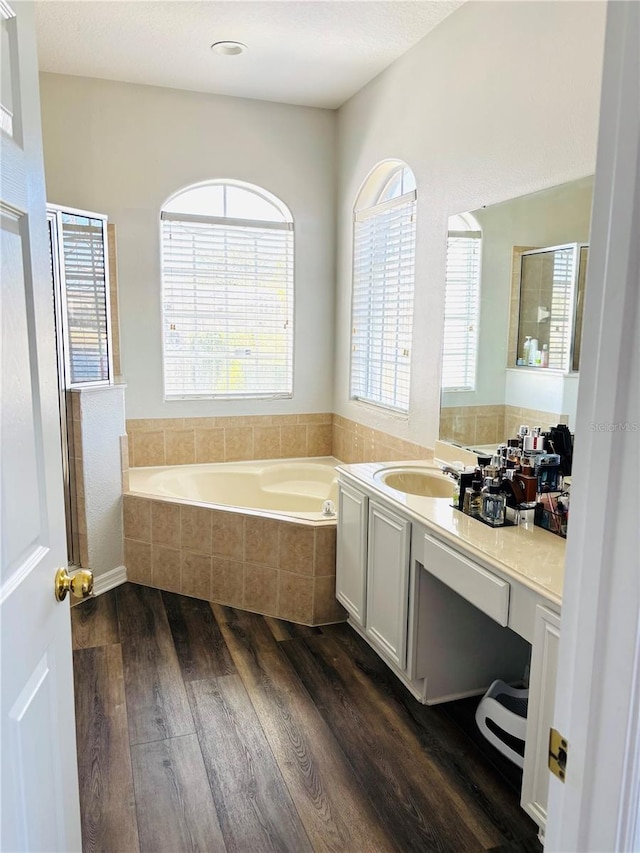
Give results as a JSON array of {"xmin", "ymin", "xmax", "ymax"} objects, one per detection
[
  {"xmin": 74, "ymin": 456, "xmax": 85, "ymax": 500},
  {"xmin": 151, "ymin": 544, "xmax": 181, "ymax": 592},
  {"xmin": 183, "ymin": 417, "xmax": 216, "ymax": 429},
  {"xmin": 125, "ymin": 538, "xmax": 151, "ymax": 584},
  {"xmin": 277, "ymin": 573, "xmax": 313, "ymax": 624},
  {"xmin": 70, "ymin": 391, "xmax": 81, "ymax": 421},
  {"xmin": 165, "ymin": 429, "xmax": 195, "ymax": 465},
  {"xmin": 131, "ymin": 430, "xmax": 165, "ymax": 467},
  {"xmin": 224, "ymin": 427, "xmax": 253, "ymax": 461},
  {"xmin": 313, "ymin": 576, "xmax": 347, "ymax": 624},
  {"xmin": 211, "ymin": 511, "xmax": 244, "ymax": 560},
  {"xmin": 119, "ymin": 434, "xmax": 129, "ymax": 471},
  {"xmin": 78, "ymin": 533, "xmax": 89, "ymax": 568},
  {"xmin": 76, "ymin": 500, "xmax": 87, "ymax": 536},
  {"xmin": 151, "ymin": 501, "xmax": 181, "ymax": 548},
  {"xmin": 300, "ymin": 413, "xmax": 332, "ymax": 424},
  {"xmin": 311, "ymin": 425, "xmax": 331, "ymax": 456},
  {"xmin": 244, "ymin": 516, "xmax": 279, "ymax": 567},
  {"xmin": 130, "ymin": 418, "xmax": 184, "ymax": 430},
  {"xmin": 72, "ymin": 416, "xmax": 83, "ymax": 460},
  {"xmin": 244, "ymin": 564, "xmax": 278, "ymax": 616},
  {"xmin": 281, "ymin": 424, "xmax": 308, "ymax": 458},
  {"xmin": 272, "ymin": 414, "xmax": 300, "ymax": 425},
  {"xmin": 123, "ymin": 495, "xmax": 151, "ymax": 542},
  {"xmin": 181, "ymin": 551, "xmax": 212, "ymax": 599},
  {"xmin": 195, "ymin": 428, "xmax": 224, "ymax": 463},
  {"xmin": 332, "ymin": 425, "xmax": 345, "ymax": 462},
  {"xmin": 253, "ymin": 426, "xmax": 282, "ymax": 460},
  {"xmin": 211, "ymin": 557, "xmax": 244, "ymax": 607},
  {"xmin": 314, "ymin": 527, "xmax": 336, "ymax": 576},
  {"xmin": 279, "ymin": 524, "xmax": 314, "ymax": 574},
  {"xmin": 180, "ymin": 505, "xmax": 212, "ymax": 554},
  {"xmin": 475, "ymin": 414, "xmax": 502, "ymax": 445}
]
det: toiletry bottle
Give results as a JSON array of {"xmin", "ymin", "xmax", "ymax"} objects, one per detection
[
  {"xmin": 541, "ymin": 344, "xmax": 549, "ymax": 367},
  {"xmin": 458, "ymin": 470, "xmax": 475, "ymax": 511},
  {"xmin": 514, "ymin": 464, "xmax": 538, "ymax": 504},
  {"xmin": 481, "ymin": 484, "xmax": 506, "ymax": 527},
  {"xmin": 522, "ymin": 336, "xmax": 532, "ymax": 365},
  {"xmin": 528, "ymin": 338, "xmax": 538, "ymax": 365},
  {"xmin": 466, "ymin": 479, "xmax": 484, "ymax": 518}
]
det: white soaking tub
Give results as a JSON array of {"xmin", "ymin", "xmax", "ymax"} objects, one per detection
[{"xmin": 128, "ymin": 456, "xmax": 339, "ymax": 522}]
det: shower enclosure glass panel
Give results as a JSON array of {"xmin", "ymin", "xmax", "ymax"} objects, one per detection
[
  {"xmin": 516, "ymin": 243, "xmax": 588, "ymax": 373},
  {"xmin": 48, "ymin": 205, "xmax": 112, "ymax": 566}
]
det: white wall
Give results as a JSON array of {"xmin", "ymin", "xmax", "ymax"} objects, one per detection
[
  {"xmin": 39, "ymin": 74, "xmax": 336, "ymax": 419},
  {"xmin": 78, "ymin": 386, "xmax": 126, "ymax": 576},
  {"xmin": 335, "ymin": 0, "xmax": 606, "ymax": 448}
]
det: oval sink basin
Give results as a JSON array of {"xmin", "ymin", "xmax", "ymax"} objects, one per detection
[{"xmin": 375, "ymin": 467, "xmax": 454, "ymax": 499}]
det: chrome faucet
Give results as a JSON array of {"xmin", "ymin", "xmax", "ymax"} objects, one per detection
[{"xmin": 441, "ymin": 463, "xmax": 464, "ymax": 481}]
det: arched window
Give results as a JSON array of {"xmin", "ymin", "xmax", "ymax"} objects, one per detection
[
  {"xmin": 161, "ymin": 181, "xmax": 294, "ymax": 399},
  {"xmin": 442, "ymin": 212, "xmax": 481, "ymax": 391},
  {"xmin": 350, "ymin": 161, "xmax": 417, "ymax": 413}
]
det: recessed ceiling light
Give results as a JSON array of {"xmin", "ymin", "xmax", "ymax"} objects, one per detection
[{"xmin": 211, "ymin": 41, "xmax": 247, "ymax": 57}]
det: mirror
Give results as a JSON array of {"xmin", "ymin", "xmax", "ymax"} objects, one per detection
[{"xmin": 439, "ymin": 176, "xmax": 593, "ymax": 450}]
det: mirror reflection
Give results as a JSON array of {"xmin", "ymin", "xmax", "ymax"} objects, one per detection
[{"xmin": 439, "ymin": 176, "xmax": 593, "ymax": 450}]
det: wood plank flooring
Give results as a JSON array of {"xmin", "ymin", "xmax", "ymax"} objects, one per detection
[{"xmin": 72, "ymin": 584, "xmax": 542, "ymax": 853}]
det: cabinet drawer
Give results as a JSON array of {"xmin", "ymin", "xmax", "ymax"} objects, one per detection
[{"xmin": 423, "ymin": 533, "xmax": 510, "ymax": 625}]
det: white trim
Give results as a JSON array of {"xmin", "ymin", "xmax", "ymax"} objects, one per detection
[
  {"xmin": 354, "ymin": 188, "xmax": 417, "ymax": 222},
  {"xmin": 91, "ymin": 565, "xmax": 127, "ymax": 596},
  {"xmin": 161, "ymin": 210, "xmax": 293, "ymax": 231},
  {"xmin": 545, "ymin": 3, "xmax": 640, "ymax": 850}
]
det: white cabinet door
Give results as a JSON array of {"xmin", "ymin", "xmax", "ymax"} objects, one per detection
[
  {"xmin": 365, "ymin": 501, "xmax": 411, "ymax": 669},
  {"xmin": 521, "ymin": 604, "xmax": 561, "ymax": 834},
  {"xmin": 336, "ymin": 482, "xmax": 368, "ymax": 627}
]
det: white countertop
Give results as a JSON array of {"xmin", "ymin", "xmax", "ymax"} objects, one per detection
[{"xmin": 338, "ymin": 460, "xmax": 565, "ymax": 608}]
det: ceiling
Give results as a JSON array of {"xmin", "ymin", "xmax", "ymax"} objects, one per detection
[{"xmin": 34, "ymin": 1, "xmax": 464, "ymax": 110}]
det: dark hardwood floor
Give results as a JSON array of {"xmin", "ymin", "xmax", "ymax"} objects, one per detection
[{"xmin": 72, "ymin": 584, "xmax": 542, "ymax": 853}]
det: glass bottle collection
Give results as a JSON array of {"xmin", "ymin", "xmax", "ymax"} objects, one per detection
[{"xmin": 454, "ymin": 424, "xmax": 570, "ymax": 534}]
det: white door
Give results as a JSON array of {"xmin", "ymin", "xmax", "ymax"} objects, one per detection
[
  {"xmin": 1, "ymin": 3, "xmax": 82, "ymax": 851},
  {"xmin": 545, "ymin": 2, "xmax": 640, "ymax": 850}
]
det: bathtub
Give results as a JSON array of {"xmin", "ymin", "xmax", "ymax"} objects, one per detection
[
  {"xmin": 128, "ymin": 456, "xmax": 339, "ymax": 521},
  {"xmin": 124, "ymin": 456, "xmax": 345, "ymax": 625}
]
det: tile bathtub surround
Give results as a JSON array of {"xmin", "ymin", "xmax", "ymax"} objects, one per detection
[
  {"xmin": 119, "ymin": 434, "xmax": 129, "ymax": 492},
  {"xmin": 503, "ymin": 405, "xmax": 568, "ymax": 442},
  {"xmin": 123, "ymin": 494, "xmax": 345, "ymax": 626},
  {"xmin": 439, "ymin": 405, "xmax": 507, "ymax": 448},
  {"xmin": 331, "ymin": 414, "xmax": 434, "ymax": 465},
  {"xmin": 126, "ymin": 413, "xmax": 333, "ymax": 467}
]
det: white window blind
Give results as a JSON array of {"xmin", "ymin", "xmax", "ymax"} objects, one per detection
[
  {"xmin": 442, "ymin": 231, "xmax": 481, "ymax": 391},
  {"xmin": 161, "ymin": 212, "xmax": 294, "ymax": 399},
  {"xmin": 548, "ymin": 247, "xmax": 575, "ymax": 370},
  {"xmin": 350, "ymin": 192, "xmax": 416, "ymax": 412},
  {"xmin": 59, "ymin": 213, "xmax": 111, "ymax": 384}
]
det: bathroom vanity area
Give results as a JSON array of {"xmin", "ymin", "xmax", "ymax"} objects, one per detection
[{"xmin": 335, "ymin": 459, "xmax": 564, "ymax": 840}]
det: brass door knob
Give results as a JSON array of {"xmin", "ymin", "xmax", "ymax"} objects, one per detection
[{"xmin": 55, "ymin": 567, "xmax": 94, "ymax": 602}]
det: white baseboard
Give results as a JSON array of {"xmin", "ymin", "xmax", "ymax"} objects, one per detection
[{"xmin": 92, "ymin": 565, "xmax": 127, "ymax": 596}]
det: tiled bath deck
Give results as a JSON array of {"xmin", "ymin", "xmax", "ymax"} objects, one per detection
[{"xmin": 123, "ymin": 494, "xmax": 345, "ymax": 626}]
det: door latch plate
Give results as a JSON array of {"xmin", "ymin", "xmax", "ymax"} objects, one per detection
[{"xmin": 548, "ymin": 727, "xmax": 568, "ymax": 782}]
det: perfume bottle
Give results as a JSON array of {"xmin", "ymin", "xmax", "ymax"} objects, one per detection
[
  {"xmin": 481, "ymin": 484, "xmax": 506, "ymax": 527},
  {"xmin": 465, "ymin": 479, "xmax": 484, "ymax": 518}
]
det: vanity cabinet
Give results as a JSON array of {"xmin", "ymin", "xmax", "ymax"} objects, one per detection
[
  {"xmin": 365, "ymin": 501, "xmax": 411, "ymax": 669},
  {"xmin": 521, "ymin": 604, "xmax": 561, "ymax": 833},
  {"xmin": 335, "ymin": 482, "xmax": 368, "ymax": 627},
  {"xmin": 336, "ymin": 466, "xmax": 563, "ymax": 842}
]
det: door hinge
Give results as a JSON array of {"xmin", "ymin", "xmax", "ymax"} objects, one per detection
[{"xmin": 548, "ymin": 727, "xmax": 568, "ymax": 782}]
